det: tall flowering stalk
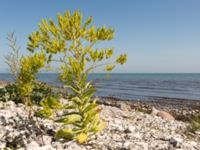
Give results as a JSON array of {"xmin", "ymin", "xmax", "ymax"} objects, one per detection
[{"xmin": 25, "ymin": 10, "xmax": 127, "ymax": 143}]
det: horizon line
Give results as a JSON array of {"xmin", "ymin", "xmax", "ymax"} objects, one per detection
[{"xmin": 1, "ymin": 72, "xmax": 200, "ymax": 74}]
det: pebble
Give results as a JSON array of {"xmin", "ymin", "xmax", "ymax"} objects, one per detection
[{"xmin": 170, "ymin": 137, "xmax": 183, "ymax": 147}]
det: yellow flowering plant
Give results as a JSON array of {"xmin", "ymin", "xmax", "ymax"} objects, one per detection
[{"xmin": 25, "ymin": 10, "xmax": 127, "ymax": 143}]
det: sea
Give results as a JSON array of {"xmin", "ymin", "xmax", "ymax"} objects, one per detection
[{"xmin": 1, "ymin": 73, "xmax": 200, "ymax": 101}]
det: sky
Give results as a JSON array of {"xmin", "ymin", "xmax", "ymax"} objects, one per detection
[{"xmin": 0, "ymin": 0, "xmax": 200, "ymax": 73}]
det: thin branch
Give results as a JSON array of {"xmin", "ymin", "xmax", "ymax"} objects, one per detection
[
  {"xmin": 5, "ymin": 32, "xmax": 21, "ymax": 80},
  {"xmin": 85, "ymin": 62, "xmax": 114, "ymax": 73}
]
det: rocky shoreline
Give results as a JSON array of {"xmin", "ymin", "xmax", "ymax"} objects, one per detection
[
  {"xmin": 0, "ymin": 80, "xmax": 200, "ymax": 149},
  {"xmin": 98, "ymin": 97, "xmax": 200, "ymax": 121},
  {"xmin": 98, "ymin": 96, "xmax": 200, "ymax": 110},
  {"xmin": 0, "ymin": 100, "xmax": 200, "ymax": 150}
]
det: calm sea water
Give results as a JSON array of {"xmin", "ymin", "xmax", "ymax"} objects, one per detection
[{"xmin": 1, "ymin": 73, "xmax": 200, "ymax": 101}]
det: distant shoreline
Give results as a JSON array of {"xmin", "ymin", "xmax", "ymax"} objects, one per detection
[
  {"xmin": 98, "ymin": 96, "xmax": 200, "ymax": 113},
  {"xmin": 1, "ymin": 78, "xmax": 200, "ymax": 104}
]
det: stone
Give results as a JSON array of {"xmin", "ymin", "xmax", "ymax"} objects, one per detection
[
  {"xmin": 26, "ymin": 141, "xmax": 40, "ymax": 150},
  {"xmin": 0, "ymin": 141, "xmax": 6, "ymax": 149},
  {"xmin": 119, "ymin": 103, "xmax": 132, "ymax": 111},
  {"xmin": 135, "ymin": 142, "xmax": 148, "ymax": 150},
  {"xmin": 170, "ymin": 137, "xmax": 183, "ymax": 147},
  {"xmin": 64, "ymin": 142, "xmax": 85, "ymax": 150},
  {"xmin": 151, "ymin": 107, "xmax": 159, "ymax": 115},
  {"xmin": 42, "ymin": 135, "xmax": 52, "ymax": 145},
  {"xmin": 157, "ymin": 111, "xmax": 175, "ymax": 120},
  {"xmin": 18, "ymin": 148, "xmax": 25, "ymax": 150},
  {"xmin": 125, "ymin": 125, "xmax": 135, "ymax": 133},
  {"xmin": 123, "ymin": 141, "xmax": 130, "ymax": 149},
  {"xmin": 0, "ymin": 116, "xmax": 6, "ymax": 125},
  {"xmin": 26, "ymin": 144, "xmax": 55, "ymax": 150},
  {"xmin": 55, "ymin": 110, "xmax": 63, "ymax": 117},
  {"xmin": 14, "ymin": 134, "xmax": 28, "ymax": 147},
  {"xmin": 39, "ymin": 145, "xmax": 55, "ymax": 150},
  {"xmin": 52, "ymin": 142, "xmax": 63, "ymax": 150},
  {"xmin": 5, "ymin": 101, "xmax": 16, "ymax": 109},
  {"xmin": 195, "ymin": 131, "xmax": 200, "ymax": 135},
  {"xmin": 132, "ymin": 132, "xmax": 142, "ymax": 139},
  {"xmin": 188, "ymin": 141, "xmax": 197, "ymax": 147},
  {"xmin": 36, "ymin": 135, "xmax": 52, "ymax": 146},
  {"xmin": 151, "ymin": 107, "xmax": 175, "ymax": 121}
]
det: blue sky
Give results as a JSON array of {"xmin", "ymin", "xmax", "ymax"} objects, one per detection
[{"xmin": 0, "ymin": 0, "xmax": 200, "ymax": 73}]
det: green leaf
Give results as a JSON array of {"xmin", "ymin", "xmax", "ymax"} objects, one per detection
[
  {"xmin": 93, "ymin": 114, "xmax": 100, "ymax": 127},
  {"xmin": 82, "ymin": 108, "xmax": 101, "ymax": 127},
  {"xmin": 71, "ymin": 96, "xmax": 82, "ymax": 105},
  {"xmin": 82, "ymin": 87, "xmax": 95, "ymax": 99},
  {"xmin": 92, "ymin": 122, "xmax": 107, "ymax": 133},
  {"xmin": 62, "ymin": 104, "xmax": 76, "ymax": 110},
  {"xmin": 47, "ymin": 54, "xmax": 52, "ymax": 64},
  {"xmin": 40, "ymin": 96, "xmax": 62, "ymax": 109},
  {"xmin": 55, "ymin": 114, "xmax": 82, "ymax": 125},
  {"xmin": 35, "ymin": 107, "xmax": 54, "ymax": 118},
  {"xmin": 83, "ymin": 103, "xmax": 98, "ymax": 113},
  {"xmin": 55, "ymin": 128, "xmax": 74, "ymax": 140},
  {"xmin": 64, "ymin": 85, "xmax": 81, "ymax": 94}
]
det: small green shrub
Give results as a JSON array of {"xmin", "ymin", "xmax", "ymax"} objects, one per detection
[
  {"xmin": 5, "ymin": 32, "xmax": 50, "ymax": 106},
  {"xmin": 35, "ymin": 107, "xmax": 53, "ymax": 119},
  {"xmin": 31, "ymin": 81, "xmax": 54, "ymax": 104},
  {"xmin": 187, "ymin": 114, "xmax": 200, "ymax": 133},
  {"xmin": 0, "ymin": 81, "xmax": 55, "ymax": 104},
  {"xmin": 35, "ymin": 96, "xmax": 62, "ymax": 118},
  {"xmin": 17, "ymin": 52, "xmax": 46, "ymax": 106},
  {"xmin": 0, "ymin": 84, "xmax": 21, "ymax": 103},
  {"xmin": 137, "ymin": 107, "xmax": 150, "ymax": 114},
  {"xmin": 40, "ymin": 96, "xmax": 62, "ymax": 109}
]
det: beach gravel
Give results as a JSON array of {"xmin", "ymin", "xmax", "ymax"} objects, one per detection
[{"xmin": 0, "ymin": 100, "xmax": 199, "ymax": 150}]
